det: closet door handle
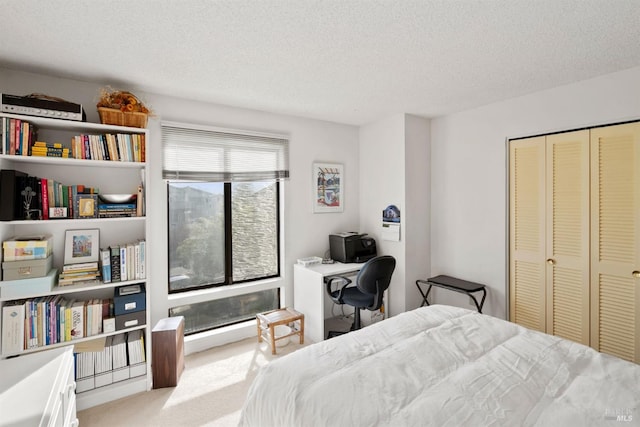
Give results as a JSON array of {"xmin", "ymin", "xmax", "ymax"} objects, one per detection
[
  {"xmin": 546, "ymin": 259, "xmax": 556, "ymax": 265},
  {"xmin": 632, "ymin": 271, "xmax": 640, "ymax": 278}
]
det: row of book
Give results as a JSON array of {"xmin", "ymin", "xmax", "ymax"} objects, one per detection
[
  {"xmin": 1, "ymin": 117, "xmax": 146, "ymax": 162},
  {"xmin": 75, "ymin": 331, "xmax": 146, "ymax": 379},
  {"xmin": 1, "ymin": 117, "xmax": 36, "ymax": 156},
  {"xmin": 74, "ymin": 331, "xmax": 146, "ymax": 391},
  {"xmin": 1, "ymin": 297, "xmax": 114, "ymax": 353},
  {"xmin": 101, "ymin": 240, "xmax": 146, "ymax": 284},
  {"xmin": 0, "ymin": 168, "xmax": 143, "ymax": 221},
  {"xmin": 72, "ymin": 133, "xmax": 145, "ymax": 162},
  {"xmin": 98, "ymin": 200, "xmax": 139, "ymax": 218},
  {"xmin": 0, "ymin": 168, "xmax": 101, "ymax": 221}
]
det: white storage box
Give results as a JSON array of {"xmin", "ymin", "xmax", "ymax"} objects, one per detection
[
  {"xmin": 296, "ymin": 256, "xmax": 322, "ymax": 267},
  {"xmin": 0, "ymin": 268, "xmax": 57, "ymax": 299}
]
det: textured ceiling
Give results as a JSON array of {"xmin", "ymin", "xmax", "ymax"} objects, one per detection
[{"xmin": 1, "ymin": 0, "xmax": 640, "ymax": 126}]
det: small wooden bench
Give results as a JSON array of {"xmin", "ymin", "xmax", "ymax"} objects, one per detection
[
  {"xmin": 416, "ymin": 275, "xmax": 487, "ymax": 313},
  {"xmin": 256, "ymin": 307, "xmax": 304, "ymax": 355}
]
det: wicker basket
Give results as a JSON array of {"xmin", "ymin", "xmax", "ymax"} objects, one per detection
[{"xmin": 98, "ymin": 107, "xmax": 148, "ymax": 128}]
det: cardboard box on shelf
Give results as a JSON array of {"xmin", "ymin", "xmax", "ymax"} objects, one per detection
[
  {"xmin": 2, "ymin": 255, "xmax": 53, "ymax": 281},
  {"xmin": 2, "ymin": 234, "xmax": 53, "ymax": 262}
]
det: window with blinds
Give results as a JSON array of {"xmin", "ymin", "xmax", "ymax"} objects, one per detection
[{"xmin": 162, "ymin": 121, "xmax": 287, "ymax": 335}]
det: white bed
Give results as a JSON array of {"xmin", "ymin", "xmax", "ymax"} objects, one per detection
[{"xmin": 239, "ymin": 305, "xmax": 639, "ymax": 426}]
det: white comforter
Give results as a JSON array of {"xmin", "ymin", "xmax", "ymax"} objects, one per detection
[{"xmin": 239, "ymin": 305, "xmax": 640, "ymax": 427}]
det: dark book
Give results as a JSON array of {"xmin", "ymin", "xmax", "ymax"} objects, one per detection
[
  {"xmin": 23, "ymin": 175, "xmax": 41, "ymax": 220},
  {"xmin": 0, "ymin": 169, "xmax": 28, "ymax": 220},
  {"xmin": 99, "ymin": 212, "xmax": 137, "ymax": 218},
  {"xmin": 110, "ymin": 245, "xmax": 121, "ymax": 282}
]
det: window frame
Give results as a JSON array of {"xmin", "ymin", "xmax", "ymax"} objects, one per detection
[{"xmin": 167, "ymin": 181, "xmax": 281, "ymax": 294}]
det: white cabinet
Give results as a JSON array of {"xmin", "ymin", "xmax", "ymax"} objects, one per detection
[
  {"xmin": 0, "ymin": 112, "xmax": 151, "ymax": 409},
  {"xmin": 0, "ymin": 346, "xmax": 78, "ymax": 427}
]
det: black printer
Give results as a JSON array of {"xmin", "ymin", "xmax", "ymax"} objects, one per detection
[{"xmin": 329, "ymin": 232, "xmax": 377, "ymax": 263}]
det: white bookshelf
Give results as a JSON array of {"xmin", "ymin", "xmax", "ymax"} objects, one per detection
[{"xmin": 0, "ymin": 112, "xmax": 151, "ymax": 411}]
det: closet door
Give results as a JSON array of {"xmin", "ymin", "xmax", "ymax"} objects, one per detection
[
  {"xmin": 545, "ymin": 130, "xmax": 590, "ymax": 345},
  {"xmin": 591, "ymin": 122, "xmax": 640, "ymax": 363},
  {"xmin": 510, "ymin": 137, "xmax": 546, "ymax": 332}
]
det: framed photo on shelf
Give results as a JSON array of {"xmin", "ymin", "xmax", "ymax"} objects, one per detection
[
  {"xmin": 64, "ymin": 228, "xmax": 100, "ymax": 265},
  {"xmin": 74, "ymin": 194, "xmax": 98, "ymax": 219},
  {"xmin": 313, "ymin": 162, "xmax": 344, "ymax": 213}
]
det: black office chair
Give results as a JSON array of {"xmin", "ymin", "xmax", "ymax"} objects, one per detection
[{"xmin": 325, "ymin": 255, "xmax": 396, "ymax": 338}]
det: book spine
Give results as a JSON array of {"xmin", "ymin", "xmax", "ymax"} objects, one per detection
[
  {"xmin": 71, "ymin": 302, "xmax": 84, "ymax": 340},
  {"xmin": 83, "ymin": 134, "xmax": 91, "ymax": 160},
  {"xmin": 134, "ymin": 242, "xmax": 141, "ymax": 280},
  {"xmin": 0, "ymin": 169, "xmax": 27, "ymax": 221},
  {"xmin": 41, "ymin": 178, "xmax": 49, "ymax": 220},
  {"xmin": 99, "ymin": 203, "xmax": 137, "ymax": 210},
  {"xmin": 8, "ymin": 119, "xmax": 15, "ymax": 155},
  {"xmin": 63, "ymin": 261, "xmax": 99, "ymax": 271},
  {"xmin": 2, "ymin": 303, "xmax": 25, "ymax": 353},
  {"xmin": 110, "ymin": 246, "xmax": 121, "ymax": 282},
  {"xmin": 120, "ymin": 246, "xmax": 128, "ymax": 281},
  {"xmin": 62, "ymin": 185, "xmax": 69, "ymax": 212},
  {"xmin": 127, "ymin": 242, "xmax": 135, "ymax": 280},
  {"xmin": 14, "ymin": 119, "xmax": 21, "ymax": 155},
  {"xmin": 1, "ymin": 117, "xmax": 6, "ymax": 154},
  {"xmin": 30, "ymin": 300, "xmax": 36, "ymax": 348},
  {"xmin": 21, "ymin": 122, "xmax": 29, "ymax": 156},
  {"xmin": 101, "ymin": 248, "xmax": 112, "ymax": 283},
  {"xmin": 138, "ymin": 240, "xmax": 146, "ymax": 279},
  {"xmin": 98, "ymin": 212, "xmax": 136, "ymax": 218}
]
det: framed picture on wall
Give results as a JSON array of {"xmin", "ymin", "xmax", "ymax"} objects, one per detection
[{"xmin": 313, "ymin": 162, "xmax": 344, "ymax": 213}]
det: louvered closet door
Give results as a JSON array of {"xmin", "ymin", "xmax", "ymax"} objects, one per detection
[
  {"xmin": 591, "ymin": 122, "xmax": 640, "ymax": 363},
  {"xmin": 545, "ymin": 130, "xmax": 590, "ymax": 345},
  {"xmin": 510, "ymin": 137, "xmax": 546, "ymax": 332}
]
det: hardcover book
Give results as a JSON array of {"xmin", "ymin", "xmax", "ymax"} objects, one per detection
[
  {"xmin": 110, "ymin": 245, "xmax": 121, "ymax": 282},
  {"xmin": 2, "ymin": 302, "xmax": 25, "ymax": 354},
  {"xmin": 0, "ymin": 169, "xmax": 27, "ymax": 220},
  {"xmin": 100, "ymin": 248, "xmax": 112, "ymax": 283},
  {"xmin": 70, "ymin": 301, "xmax": 85, "ymax": 340}
]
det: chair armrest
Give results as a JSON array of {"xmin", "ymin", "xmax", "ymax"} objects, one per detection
[{"xmin": 326, "ymin": 276, "xmax": 352, "ymax": 303}]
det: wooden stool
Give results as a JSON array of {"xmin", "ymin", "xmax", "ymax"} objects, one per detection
[{"xmin": 256, "ymin": 307, "xmax": 304, "ymax": 355}]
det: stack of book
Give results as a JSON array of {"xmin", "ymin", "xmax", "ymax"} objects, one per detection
[
  {"xmin": 58, "ymin": 262, "xmax": 100, "ymax": 286},
  {"xmin": 98, "ymin": 200, "xmax": 137, "ymax": 218},
  {"xmin": 31, "ymin": 141, "xmax": 70, "ymax": 158}
]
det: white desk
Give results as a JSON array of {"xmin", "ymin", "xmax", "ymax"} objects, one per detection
[{"xmin": 294, "ymin": 262, "xmax": 388, "ymax": 343}]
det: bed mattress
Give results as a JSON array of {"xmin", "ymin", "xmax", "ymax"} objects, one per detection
[{"xmin": 239, "ymin": 305, "xmax": 639, "ymax": 426}]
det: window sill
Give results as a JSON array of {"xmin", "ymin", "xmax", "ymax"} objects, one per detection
[{"xmin": 167, "ymin": 276, "xmax": 283, "ymax": 308}]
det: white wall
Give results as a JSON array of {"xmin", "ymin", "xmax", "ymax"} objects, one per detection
[
  {"xmin": 0, "ymin": 68, "xmax": 361, "ymax": 347},
  {"xmin": 404, "ymin": 114, "xmax": 430, "ymax": 310},
  {"xmin": 430, "ymin": 65, "xmax": 640, "ymax": 319},
  {"xmin": 359, "ymin": 114, "xmax": 430, "ymax": 316}
]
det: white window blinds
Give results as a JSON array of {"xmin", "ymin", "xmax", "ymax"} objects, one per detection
[{"xmin": 162, "ymin": 121, "xmax": 289, "ymax": 181}]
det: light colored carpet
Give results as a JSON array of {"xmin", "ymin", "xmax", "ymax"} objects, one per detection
[{"xmin": 77, "ymin": 335, "xmax": 307, "ymax": 427}]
